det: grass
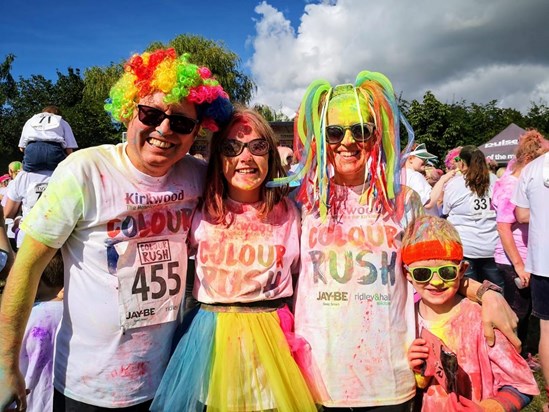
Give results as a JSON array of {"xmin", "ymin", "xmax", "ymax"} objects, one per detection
[
  {"xmin": 523, "ymin": 316, "xmax": 547, "ymax": 411},
  {"xmin": 524, "ymin": 370, "xmax": 547, "ymax": 411}
]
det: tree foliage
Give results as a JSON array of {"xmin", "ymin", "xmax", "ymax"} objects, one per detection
[
  {"xmin": 401, "ymin": 92, "xmax": 544, "ymax": 164},
  {"xmin": 148, "ymin": 34, "xmax": 255, "ymax": 104},
  {"xmin": 253, "ymin": 103, "xmax": 290, "ymax": 121}
]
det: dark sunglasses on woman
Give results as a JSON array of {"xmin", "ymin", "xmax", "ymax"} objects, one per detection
[
  {"xmin": 137, "ymin": 105, "xmax": 198, "ymax": 135},
  {"xmin": 221, "ymin": 138, "xmax": 270, "ymax": 157},
  {"xmin": 325, "ymin": 122, "xmax": 375, "ymax": 144}
]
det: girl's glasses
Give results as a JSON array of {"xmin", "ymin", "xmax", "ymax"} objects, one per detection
[{"xmin": 221, "ymin": 138, "xmax": 270, "ymax": 157}]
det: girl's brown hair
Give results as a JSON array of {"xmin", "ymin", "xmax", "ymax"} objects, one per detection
[
  {"xmin": 203, "ymin": 106, "xmax": 289, "ymax": 226},
  {"xmin": 459, "ymin": 145, "xmax": 490, "ymax": 197}
]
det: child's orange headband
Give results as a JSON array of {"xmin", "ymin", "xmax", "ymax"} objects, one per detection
[{"xmin": 401, "ymin": 240, "xmax": 463, "ymax": 265}]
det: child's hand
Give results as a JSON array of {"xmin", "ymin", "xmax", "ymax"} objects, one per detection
[
  {"xmin": 448, "ymin": 393, "xmax": 484, "ymax": 411},
  {"xmin": 407, "ymin": 338, "xmax": 429, "ymax": 372}
]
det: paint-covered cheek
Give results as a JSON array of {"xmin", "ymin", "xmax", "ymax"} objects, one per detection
[{"xmin": 221, "ymin": 159, "xmax": 236, "ymax": 180}]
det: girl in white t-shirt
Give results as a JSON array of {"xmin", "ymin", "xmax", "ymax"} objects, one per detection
[
  {"xmin": 151, "ymin": 108, "xmax": 316, "ymax": 412},
  {"xmin": 443, "ymin": 145, "xmax": 502, "ymax": 289}
]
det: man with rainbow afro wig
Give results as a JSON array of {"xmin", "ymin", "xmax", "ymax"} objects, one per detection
[{"xmin": 0, "ymin": 48, "xmax": 232, "ymax": 411}]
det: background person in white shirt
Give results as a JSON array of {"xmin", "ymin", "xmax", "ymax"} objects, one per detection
[
  {"xmin": 443, "ymin": 145, "xmax": 502, "ymax": 290},
  {"xmin": 18, "ymin": 105, "xmax": 78, "ymax": 172},
  {"xmin": 513, "ymin": 149, "xmax": 549, "ymax": 412},
  {"xmin": 402, "ymin": 143, "xmax": 455, "ymax": 216}
]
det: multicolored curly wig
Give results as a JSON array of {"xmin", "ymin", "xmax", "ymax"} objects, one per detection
[
  {"xmin": 105, "ymin": 48, "xmax": 232, "ymax": 132},
  {"xmin": 269, "ymin": 71, "xmax": 414, "ymax": 220}
]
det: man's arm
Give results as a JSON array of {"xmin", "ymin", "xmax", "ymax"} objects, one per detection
[
  {"xmin": 514, "ymin": 206, "xmax": 530, "ymax": 224},
  {"xmin": 0, "ymin": 236, "xmax": 57, "ymax": 411},
  {"xmin": 459, "ymin": 277, "xmax": 520, "ymax": 350}
]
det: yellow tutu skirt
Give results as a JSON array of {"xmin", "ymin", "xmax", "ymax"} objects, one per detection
[{"xmin": 151, "ymin": 304, "xmax": 317, "ymax": 412}]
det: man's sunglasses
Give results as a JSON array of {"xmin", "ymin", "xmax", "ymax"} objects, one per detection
[
  {"xmin": 137, "ymin": 105, "xmax": 198, "ymax": 135},
  {"xmin": 325, "ymin": 122, "xmax": 375, "ymax": 144},
  {"xmin": 221, "ymin": 138, "xmax": 270, "ymax": 157},
  {"xmin": 404, "ymin": 264, "xmax": 460, "ymax": 283}
]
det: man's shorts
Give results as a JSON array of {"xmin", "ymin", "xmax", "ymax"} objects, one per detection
[{"xmin": 531, "ymin": 274, "xmax": 549, "ymax": 320}]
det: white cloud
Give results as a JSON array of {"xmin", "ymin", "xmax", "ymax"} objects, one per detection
[{"xmin": 248, "ymin": 0, "xmax": 549, "ymax": 116}]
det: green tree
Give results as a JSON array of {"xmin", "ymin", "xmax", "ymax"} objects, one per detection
[
  {"xmin": 82, "ymin": 65, "xmax": 123, "ymax": 103},
  {"xmin": 0, "ymin": 54, "xmax": 16, "ymax": 105},
  {"xmin": 526, "ymin": 101, "xmax": 549, "ymax": 135},
  {"xmin": 253, "ymin": 103, "xmax": 290, "ymax": 121},
  {"xmin": 404, "ymin": 91, "xmax": 454, "ymax": 159}
]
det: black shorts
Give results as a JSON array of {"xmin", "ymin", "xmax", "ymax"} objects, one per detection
[{"xmin": 531, "ymin": 274, "xmax": 549, "ymax": 320}]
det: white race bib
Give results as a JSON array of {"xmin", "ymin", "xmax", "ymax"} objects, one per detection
[
  {"xmin": 115, "ymin": 235, "xmax": 187, "ymax": 330},
  {"xmin": 469, "ymin": 193, "xmax": 495, "ymax": 218}
]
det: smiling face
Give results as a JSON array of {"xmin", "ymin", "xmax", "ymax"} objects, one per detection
[
  {"xmin": 125, "ymin": 92, "xmax": 198, "ymax": 177},
  {"xmin": 406, "ymin": 258, "xmax": 466, "ymax": 316},
  {"xmin": 221, "ymin": 119, "xmax": 270, "ymax": 203},
  {"xmin": 326, "ymin": 93, "xmax": 375, "ymax": 186}
]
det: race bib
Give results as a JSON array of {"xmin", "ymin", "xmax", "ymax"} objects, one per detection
[
  {"xmin": 115, "ymin": 235, "xmax": 187, "ymax": 330},
  {"xmin": 469, "ymin": 194, "xmax": 495, "ymax": 218}
]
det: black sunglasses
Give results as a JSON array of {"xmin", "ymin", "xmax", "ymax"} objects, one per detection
[
  {"xmin": 137, "ymin": 105, "xmax": 198, "ymax": 135},
  {"xmin": 221, "ymin": 138, "xmax": 270, "ymax": 157},
  {"xmin": 325, "ymin": 122, "xmax": 375, "ymax": 144},
  {"xmin": 404, "ymin": 264, "xmax": 460, "ymax": 283}
]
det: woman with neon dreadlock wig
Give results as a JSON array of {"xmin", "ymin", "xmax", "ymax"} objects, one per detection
[{"xmin": 268, "ymin": 71, "xmax": 522, "ymax": 410}]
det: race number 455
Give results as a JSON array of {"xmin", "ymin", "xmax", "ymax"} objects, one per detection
[{"xmin": 132, "ymin": 261, "xmax": 181, "ymax": 301}]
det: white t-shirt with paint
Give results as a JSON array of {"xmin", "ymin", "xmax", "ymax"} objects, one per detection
[
  {"xmin": 6, "ymin": 170, "xmax": 53, "ymax": 218},
  {"xmin": 19, "ymin": 113, "xmax": 78, "ymax": 149},
  {"xmin": 22, "ymin": 144, "xmax": 206, "ymax": 407},
  {"xmin": 442, "ymin": 174, "xmax": 498, "ymax": 258},
  {"xmin": 191, "ymin": 197, "xmax": 300, "ymax": 303},
  {"xmin": 512, "ymin": 153, "xmax": 549, "ymax": 277},
  {"xmin": 7, "ymin": 170, "xmax": 53, "ymax": 247},
  {"xmin": 402, "ymin": 168, "xmax": 440, "ymax": 216},
  {"xmin": 294, "ymin": 186, "xmax": 423, "ymax": 407}
]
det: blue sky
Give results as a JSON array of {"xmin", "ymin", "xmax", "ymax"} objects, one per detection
[
  {"xmin": 2, "ymin": 0, "xmax": 548, "ymax": 115},
  {"xmin": 0, "ymin": 0, "xmax": 302, "ymax": 80}
]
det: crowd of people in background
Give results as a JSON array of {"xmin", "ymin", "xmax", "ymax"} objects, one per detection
[{"xmin": 0, "ymin": 47, "xmax": 548, "ymax": 412}]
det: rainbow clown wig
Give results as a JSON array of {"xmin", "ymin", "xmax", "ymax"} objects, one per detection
[
  {"xmin": 269, "ymin": 71, "xmax": 414, "ymax": 220},
  {"xmin": 105, "ymin": 48, "xmax": 232, "ymax": 132}
]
